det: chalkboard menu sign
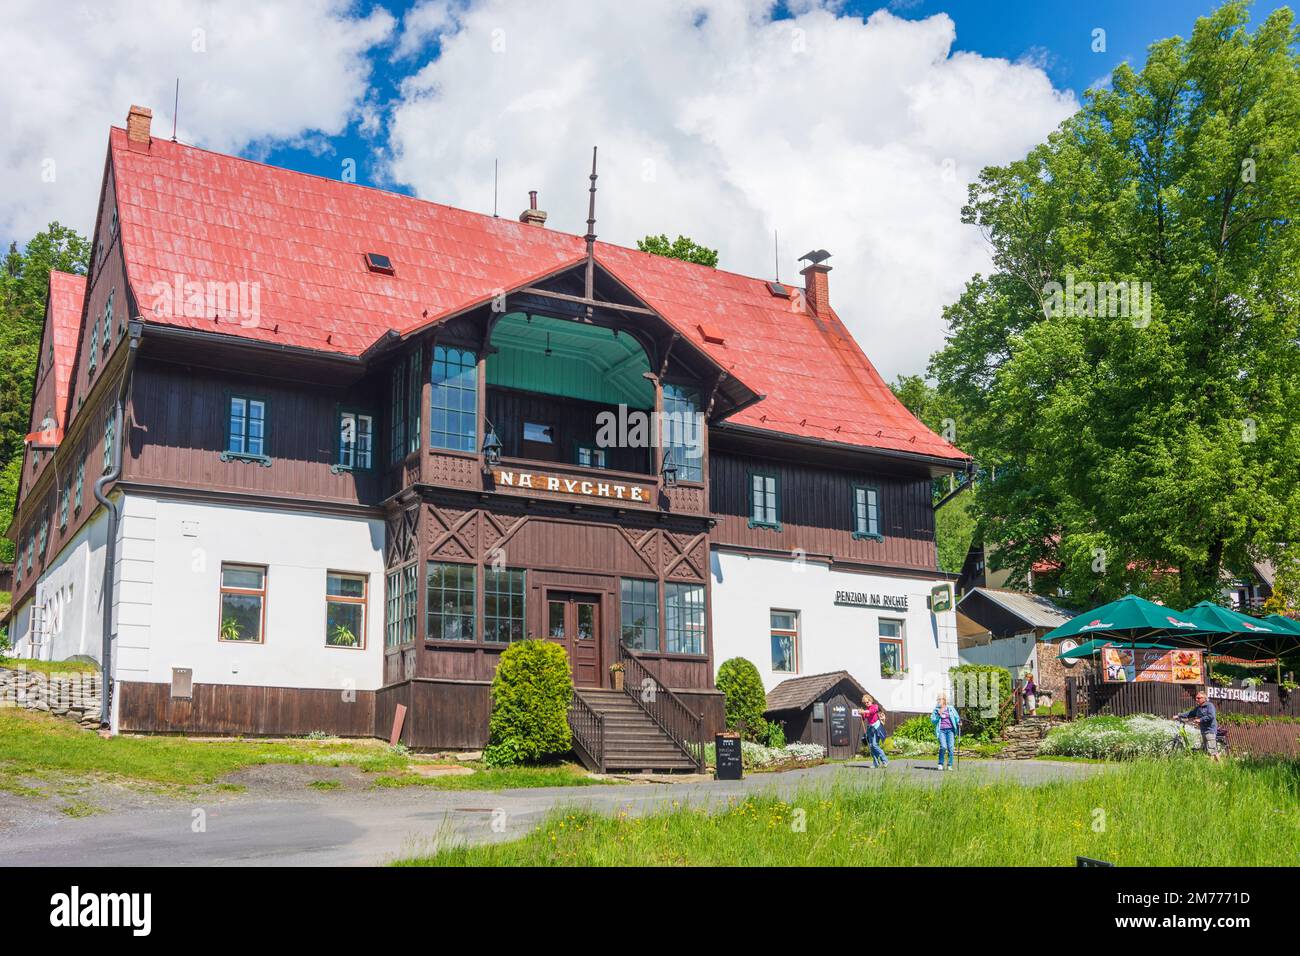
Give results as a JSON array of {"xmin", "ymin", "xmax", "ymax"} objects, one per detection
[
  {"xmin": 829, "ymin": 703, "xmax": 850, "ymax": 748},
  {"xmin": 715, "ymin": 733, "xmax": 743, "ymax": 780}
]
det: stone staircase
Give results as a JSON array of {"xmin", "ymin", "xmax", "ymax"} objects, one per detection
[
  {"xmin": 573, "ymin": 689, "xmax": 698, "ymax": 773},
  {"xmin": 1000, "ymin": 716, "xmax": 1060, "ymax": 759}
]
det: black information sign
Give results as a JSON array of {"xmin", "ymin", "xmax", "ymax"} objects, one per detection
[
  {"xmin": 715, "ymin": 733, "xmax": 743, "ymax": 780},
  {"xmin": 829, "ymin": 703, "xmax": 850, "ymax": 748}
]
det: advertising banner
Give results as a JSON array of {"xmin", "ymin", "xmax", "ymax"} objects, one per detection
[{"xmin": 1101, "ymin": 646, "xmax": 1203, "ymax": 684}]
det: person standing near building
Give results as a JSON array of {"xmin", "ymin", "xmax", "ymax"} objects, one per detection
[
  {"xmin": 1022, "ymin": 670, "xmax": 1038, "ymax": 717},
  {"xmin": 931, "ymin": 694, "xmax": 961, "ymax": 771},
  {"xmin": 862, "ymin": 694, "xmax": 889, "ymax": 767}
]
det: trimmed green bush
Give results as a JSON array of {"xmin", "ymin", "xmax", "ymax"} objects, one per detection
[
  {"xmin": 716, "ymin": 657, "xmax": 767, "ymax": 741},
  {"xmin": 484, "ymin": 640, "xmax": 573, "ymax": 767},
  {"xmin": 892, "ymin": 715, "xmax": 935, "ymax": 743},
  {"xmin": 948, "ymin": 663, "xmax": 1013, "ymax": 741}
]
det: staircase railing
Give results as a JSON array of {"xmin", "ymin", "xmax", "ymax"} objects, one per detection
[
  {"xmin": 616, "ymin": 643, "xmax": 705, "ymax": 773},
  {"xmin": 568, "ymin": 691, "xmax": 605, "ymax": 773}
]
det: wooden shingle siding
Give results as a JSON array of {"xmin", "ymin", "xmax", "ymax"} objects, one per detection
[
  {"xmin": 127, "ymin": 358, "xmax": 383, "ymax": 504},
  {"xmin": 709, "ymin": 449, "xmax": 939, "ymax": 573}
]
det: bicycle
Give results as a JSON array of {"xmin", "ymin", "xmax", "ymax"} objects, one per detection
[{"xmin": 1166, "ymin": 719, "xmax": 1197, "ymax": 756}]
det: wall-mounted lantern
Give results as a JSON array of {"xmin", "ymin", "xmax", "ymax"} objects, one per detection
[
  {"xmin": 481, "ymin": 424, "xmax": 503, "ymax": 472},
  {"xmin": 660, "ymin": 449, "xmax": 679, "ymax": 488}
]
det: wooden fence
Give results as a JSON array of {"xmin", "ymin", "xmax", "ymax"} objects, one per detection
[{"xmin": 1066, "ymin": 676, "xmax": 1300, "ymax": 756}]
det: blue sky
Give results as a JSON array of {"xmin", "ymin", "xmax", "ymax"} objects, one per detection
[
  {"xmin": 7, "ymin": 0, "xmax": 1294, "ymax": 377},
  {"xmin": 261, "ymin": 0, "xmax": 1293, "ymax": 191}
]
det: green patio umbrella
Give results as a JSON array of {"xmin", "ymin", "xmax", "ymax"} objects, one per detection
[
  {"xmin": 1058, "ymin": 639, "xmax": 1174, "ymax": 661},
  {"xmin": 1182, "ymin": 601, "xmax": 1300, "ymax": 684},
  {"xmin": 1262, "ymin": 613, "xmax": 1300, "ymax": 634},
  {"xmin": 1045, "ymin": 595, "xmax": 1227, "ymax": 685},
  {"xmin": 1207, "ymin": 611, "xmax": 1300, "ymax": 684},
  {"xmin": 1044, "ymin": 594, "xmax": 1226, "ymax": 643}
]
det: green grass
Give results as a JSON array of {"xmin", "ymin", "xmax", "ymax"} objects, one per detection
[
  {"xmin": 1, "ymin": 656, "xmax": 99, "ymax": 674},
  {"xmin": 395, "ymin": 758, "xmax": 1300, "ymax": 867},
  {"xmin": 307, "ymin": 780, "xmax": 343, "ymax": 791},
  {"xmin": 373, "ymin": 762, "xmax": 614, "ymax": 791},
  {"xmin": 0, "ymin": 709, "xmax": 410, "ymax": 793}
]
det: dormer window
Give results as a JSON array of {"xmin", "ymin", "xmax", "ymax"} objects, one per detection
[{"xmin": 365, "ymin": 252, "xmax": 394, "ymax": 275}]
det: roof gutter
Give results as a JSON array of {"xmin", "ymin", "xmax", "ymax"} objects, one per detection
[{"xmin": 92, "ymin": 318, "xmax": 143, "ymax": 729}]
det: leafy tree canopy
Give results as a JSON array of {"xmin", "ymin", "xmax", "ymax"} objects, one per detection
[
  {"xmin": 636, "ymin": 233, "xmax": 719, "ymax": 268},
  {"xmin": 929, "ymin": 1, "xmax": 1300, "ymax": 608}
]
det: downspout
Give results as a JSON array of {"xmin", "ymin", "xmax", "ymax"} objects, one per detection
[{"xmin": 93, "ymin": 318, "xmax": 143, "ymax": 728}]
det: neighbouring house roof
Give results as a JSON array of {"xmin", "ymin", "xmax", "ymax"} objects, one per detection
[
  {"xmin": 47, "ymin": 271, "xmax": 87, "ymax": 429},
  {"xmin": 765, "ymin": 670, "xmax": 869, "ymax": 712},
  {"xmin": 958, "ymin": 587, "xmax": 1074, "ymax": 633},
  {"xmin": 107, "ymin": 126, "xmax": 967, "ymax": 464},
  {"xmin": 1252, "ymin": 560, "xmax": 1276, "ymax": 589}
]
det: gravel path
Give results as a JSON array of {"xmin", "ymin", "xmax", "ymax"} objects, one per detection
[{"xmin": 0, "ymin": 758, "xmax": 1104, "ymax": 867}]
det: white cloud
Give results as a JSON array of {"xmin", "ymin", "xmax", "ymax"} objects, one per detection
[
  {"xmin": 0, "ymin": 0, "xmax": 394, "ymax": 242},
  {"xmin": 384, "ymin": 1, "xmax": 1078, "ymax": 378}
]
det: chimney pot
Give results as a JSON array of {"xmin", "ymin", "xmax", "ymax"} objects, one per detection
[
  {"xmin": 126, "ymin": 105, "xmax": 153, "ymax": 148},
  {"xmin": 519, "ymin": 190, "xmax": 547, "ymax": 227}
]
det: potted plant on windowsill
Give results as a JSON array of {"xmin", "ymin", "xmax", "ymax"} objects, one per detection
[
  {"xmin": 329, "ymin": 624, "xmax": 359, "ymax": 647},
  {"xmin": 609, "ymin": 662, "xmax": 625, "ymax": 691},
  {"xmin": 219, "ymin": 616, "xmax": 243, "ymax": 642}
]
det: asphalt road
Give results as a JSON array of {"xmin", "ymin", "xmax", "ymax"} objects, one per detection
[{"xmin": 0, "ymin": 759, "xmax": 1103, "ymax": 867}]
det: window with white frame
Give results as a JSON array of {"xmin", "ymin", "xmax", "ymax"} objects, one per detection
[
  {"xmin": 226, "ymin": 396, "xmax": 266, "ymax": 459},
  {"xmin": 665, "ymin": 582, "xmax": 705, "ymax": 654},
  {"xmin": 853, "ymin": 485, "xmax": 881, "ymax": 539},
  {"xmin": 337, "ymin": 410, "xmax": 374, "ymax": 470}
]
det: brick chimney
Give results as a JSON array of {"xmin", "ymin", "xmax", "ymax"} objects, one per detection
[
  {"xmin": 126, "ymin": 105, "xmax": 153, "ymax": 150},
  {"xmin": 799, "ymin": 250, "xmax": 832, "ymax": 315},
  {"xmin": 519, "ymin": 190, "xmax": 547, "ymax": 227}
]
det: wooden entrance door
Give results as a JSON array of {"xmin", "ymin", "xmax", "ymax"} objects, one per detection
[{"xmin": 547, "ymin": 591, "xmax": 602, "ymax": 687}]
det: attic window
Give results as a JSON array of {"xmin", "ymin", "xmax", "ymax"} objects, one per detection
[
  {"xmin": 697, "ymin": 323, "xmax": 725, "ymax": 345},
  {"xmin": 766, "ymin": 281, "xmax": 790, "ymax": 298},
  {"xmin": 365, "ymin": 252, "xmax": 394, "ymax": 275}
]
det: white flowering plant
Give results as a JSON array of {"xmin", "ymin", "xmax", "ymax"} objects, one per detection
[{"xmin": 1039, "ymin": 714, "xmax": 1186, "ymax": 760}]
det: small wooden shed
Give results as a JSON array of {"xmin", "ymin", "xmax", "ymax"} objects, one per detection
[{"xmin": 765, "ymin": 671, "xmax": 871, "ymax": 760}]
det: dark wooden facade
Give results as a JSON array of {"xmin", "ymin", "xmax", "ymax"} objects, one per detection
[
  {"xmin": 709, "ymin": 437, "xmax": 941, "ymax": 574},
  {"xmin": 118, "ymin": 681, "xmax": 377, "ymax": 738},
  {"xmin": 127, "ymin": 356, "xmax": 384, "ymax": 507}
]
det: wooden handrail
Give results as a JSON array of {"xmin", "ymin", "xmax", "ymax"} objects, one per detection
[{"xmin": 616, "ymin": 643, "xmax": 705, "ymax": 772}]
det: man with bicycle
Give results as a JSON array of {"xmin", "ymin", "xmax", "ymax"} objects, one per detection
[{"xmin": 1177, "ymin": 690, "xmax": 1220, "ymax": 762}]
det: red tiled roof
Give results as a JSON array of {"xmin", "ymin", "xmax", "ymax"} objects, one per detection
[
  {"xmin": 48, "ymin": 271, "xmax": 87, "ymax": 428},
  {"xmin": 109, "ymin": 126, "xmax": 966, "ymax": 464}
]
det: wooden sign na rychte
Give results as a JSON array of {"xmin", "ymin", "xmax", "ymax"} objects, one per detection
[{"xmin": 492, "ymin": 468, "xmax": 653, "ymax": 504}]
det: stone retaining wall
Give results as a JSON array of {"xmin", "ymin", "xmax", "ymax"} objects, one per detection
[{"xmin": 0, "ymin": 665, "xmax": 103, "ymax": 728}]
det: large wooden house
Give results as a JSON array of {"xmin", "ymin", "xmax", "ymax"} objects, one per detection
[{"xmin": 5, "ymin": 106, "xmax": 967, "ymax": 768}]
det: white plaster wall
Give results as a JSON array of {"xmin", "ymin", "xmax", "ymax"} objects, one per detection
[
  {"xmin": 114, "ymin": 496, "xmax": 385, "ymax": 694},
  {"xmin": 710, "ymin": 550, "xmax": 959, "ymax": 714},
  {"xmin": 9, "ymin": 505, "xmax": 109, "ymax": 662}
]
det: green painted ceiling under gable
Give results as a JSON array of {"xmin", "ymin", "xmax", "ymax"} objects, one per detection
[{"xmin": 486, "ymin": 312, "xmax": 653, "ymax": 408}]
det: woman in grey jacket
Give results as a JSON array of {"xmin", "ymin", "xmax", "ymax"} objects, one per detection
[{"xmin": 930, "ymin": 694, "xmax": 961, "ymax": 771}]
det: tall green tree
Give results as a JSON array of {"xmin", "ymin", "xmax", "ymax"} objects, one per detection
[
  {"xmin": 930, "ymin": 1, "xmax": 1300, "ymax": 607},
  {"xmin": 636, "ymin": 233, "xmax": 719, "ymax": 268}
]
